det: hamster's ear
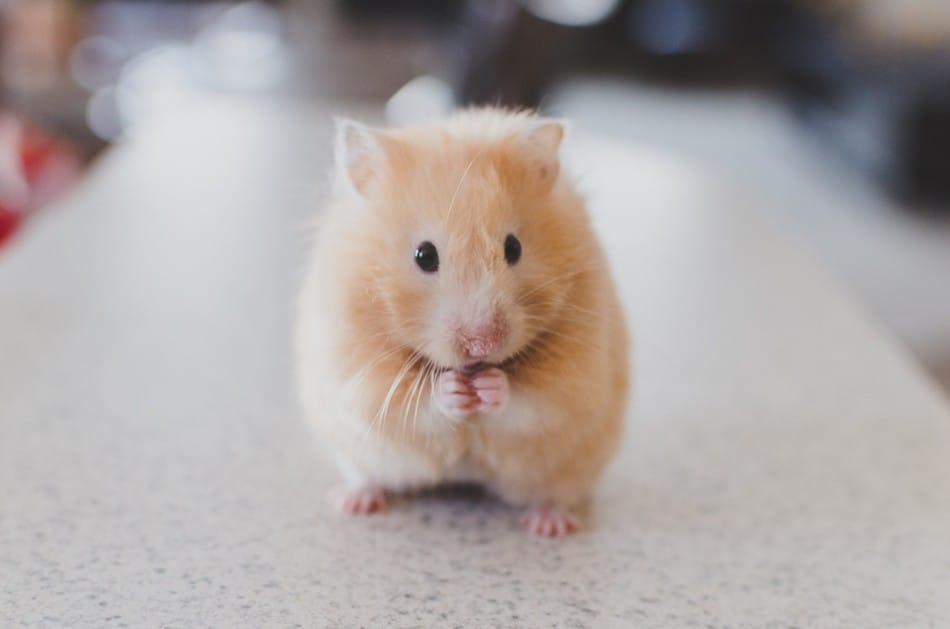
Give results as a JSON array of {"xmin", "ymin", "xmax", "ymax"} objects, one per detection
[
  {"xmin": 334, "ymin": 117, "xmax": 389, "ymax": 198},
  {"xmin": 521, "ymin": 118, "xmax": 568, "ymax": 190}
]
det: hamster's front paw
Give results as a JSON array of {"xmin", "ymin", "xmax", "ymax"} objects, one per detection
[
  {"xmin": 469, "ymin": 367, "xmax": 509, "ymax": 414},
  {"xmin": 434, "ymin": 369, "xmax": 478, "ymax": 419}
]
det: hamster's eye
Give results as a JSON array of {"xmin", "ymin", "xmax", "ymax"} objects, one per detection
[
  {"xmin": 414, "ymin": 241, "xmax": 439, "ymax": 273},
  {"xmin": 504, "ymin": 234, "xmax": 522, "ymax": 265}
]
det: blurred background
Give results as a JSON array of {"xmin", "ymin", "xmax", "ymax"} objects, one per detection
[{"xmin": 1, "ymin": 0, "xmax": 950, "ymax": 389}]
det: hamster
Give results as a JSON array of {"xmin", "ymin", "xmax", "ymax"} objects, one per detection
[{"xmin": 295, "ymin": 107, "xmax": 629, "ymax": 536}]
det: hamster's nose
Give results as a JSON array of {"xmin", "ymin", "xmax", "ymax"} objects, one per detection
[{"xmin": 457, "ymin": 316, "xmax": 508, "ymax": 359}]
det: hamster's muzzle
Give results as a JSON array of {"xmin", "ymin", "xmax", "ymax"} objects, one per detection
[{"xmin": 456, "ymin": 313, "xmax": 508, "ymax": 360}]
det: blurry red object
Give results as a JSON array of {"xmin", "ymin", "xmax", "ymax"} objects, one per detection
[
  {"xmin": 0, "ymin": 205, "xmax": 21, "ymax": 246},
  {"xmin": 0, "ymin": 112, "xmax": 80, "ymax": 249}
]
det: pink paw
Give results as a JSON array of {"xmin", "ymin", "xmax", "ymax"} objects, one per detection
[
  {"xmin": 434, "ymin": 369, "xmax": 478, "ymax": 419},
  {"xmin": 519, "ymin": 505, "xmax": 579, "ymax": 537},
  {"xmin": 333, "ymin": 486, "xmax": 386, "ymax": 515},
  {"xmin": 469, "ymin": 367, "xmax": 509, "ymax": 414}
]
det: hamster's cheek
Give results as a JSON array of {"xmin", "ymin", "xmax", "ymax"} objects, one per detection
[
  {"xmin": 503, "ymin": 303, "xmax": 533, "ymax": 355},
  {"xmin": 522, "ymin": 281, "xmax": 566, "ymax": 327},
  {"xmin": 410, "ymin": 315, "xmax": 456, "ymax": 368},
  {"xmin": 385, "ymin": 278, "xmax": 432, "ymax": 332}
]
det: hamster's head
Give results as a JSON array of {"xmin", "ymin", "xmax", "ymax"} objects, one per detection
[{"xmin": 335, "ymin": 110, "xmax": 593, "ymax": 372}]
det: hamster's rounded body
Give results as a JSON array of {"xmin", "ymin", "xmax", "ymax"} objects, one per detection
[{"xmin": 296, "ymin": 108, "xmax": 629, "ymax": 535}]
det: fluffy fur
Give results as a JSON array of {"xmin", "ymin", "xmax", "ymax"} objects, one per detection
[{"xmin": 296, "ymin": 108, "xmax": 629, "ymax": 534}]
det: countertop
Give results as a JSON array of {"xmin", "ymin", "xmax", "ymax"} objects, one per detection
[{"xmin": 2, "ymin": 98, "xmax": 950, "ymax": 628}]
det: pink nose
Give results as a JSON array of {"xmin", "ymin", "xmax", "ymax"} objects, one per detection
[{"xmin": 458, "ymin": 319, "xmax": 507, "ymax": 358}]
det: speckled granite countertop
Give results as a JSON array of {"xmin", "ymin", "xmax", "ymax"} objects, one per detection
[{"xmin": 2, "ymin": 99, "xmax": 950, "ymax": 628}]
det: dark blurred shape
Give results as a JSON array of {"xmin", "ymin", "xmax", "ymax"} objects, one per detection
[
  {"xmin": 338, "ymin": 0, "xmax": 463, "ymax": 24},
  {"xmin": 451, "ymin": 0, "xmax": 806, "ymax": 106},
  {"xmin": 453, "ymin": 1, "xmax": 579, "ymax": 108},
  {"xmin": 632, "ymin": 0, "xmax": 707, "ymax": 55},
  {"xmin": 388, "ymin": 0, "xmax": 950, "ymax": 207},
  {"xmin": 908, "ymin": 96, "xmax": 950, "ymax": 202},
  {"xmin": 782, "ymin": 14, "xmax": 950, "ymax": 206}
]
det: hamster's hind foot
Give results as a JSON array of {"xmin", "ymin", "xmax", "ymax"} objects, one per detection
[
  {"xmin": 332, "ymin": 486, "xmax": 387, "ymax": 515},
  {"xmin": 519, "ymin": 504, "xmax": 579, "ymax": 537}
]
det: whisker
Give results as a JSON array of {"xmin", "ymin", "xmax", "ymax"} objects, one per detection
[
  {"xmin": 411, "ymin": 359, "xmax": 433, "ymax": 439},
  {"xmin": 343, "ymin": 343, "xmax": 405, "ymax": 400},
  {"xmin": 361, "ymin": 351, "xmax": 421, "ymax": 445},
  {"xmin": 446, "ymin": 149, "xmax": 483, "ymax": 221},
  {"xmin": 401, "ymin": 356, "xmax": 428, "ymax": 439},
  {"xmin": 518, "ymin": 264, "xmax": 604, "ymax": 300}
]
